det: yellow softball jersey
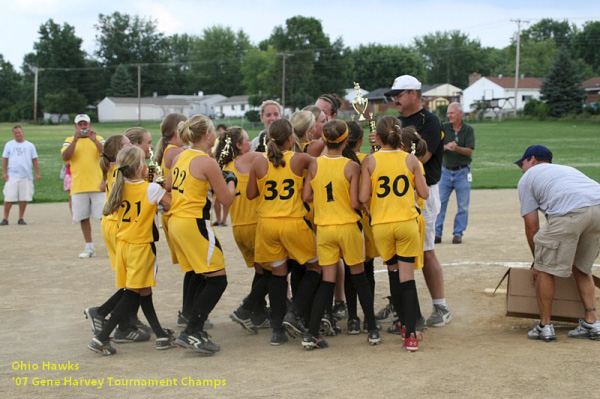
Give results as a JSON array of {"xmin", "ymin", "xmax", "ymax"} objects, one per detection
[
  {"xmin": 224, "ymin": 159, "xmax": 258, "ymax": 226},
  {"xmin": 116, "ymin": 180, "xmax": 164, "ymax": 244},
  {"xmin": 256, "ymin": 152, "xmax": 307, "ymax": 218},
  {"xmin": 161, "ymin": 144, "xmax": 179, "ymax": 179},
  {"xmin": 311, "ymin": 155, "xmax": 360, "ymax": 226},
  {"xmin": 61, "ymin": 136, "xmax": 104, "ymax": 194},
  {"xmin": 168, "ymin": 149, "xmax": 213, "ymax": 220},
  {"xmin": 104, "ymin": 165, "xmax": 119, "ymax": 222},
  {"xmin": 369, "ymin": 149, "xmax": 418, "ymax": 225}
]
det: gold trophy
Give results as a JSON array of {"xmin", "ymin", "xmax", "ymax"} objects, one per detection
[
  {"xmin": 351, "ymin": 82, "xmax": 369, "ymax": 121},
  {"xmin": 148, "ymin": 149, "xmax": 164, "ymax": 187}
]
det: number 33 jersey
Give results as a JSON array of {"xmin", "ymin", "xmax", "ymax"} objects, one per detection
[
  {"xmin": 369, "ymin": 149, "xmax": 419, "ymax": 225},
  {"xmin": 117, "ymin": 180, "xmax": 165, "ymax": 243},
  {"xmin": 256, "ymin": 151, "xmax": 307, "ymax": 218},
  {"xmin": 168, "ymin": 149, "xmax": 213, "ymax": 220}
]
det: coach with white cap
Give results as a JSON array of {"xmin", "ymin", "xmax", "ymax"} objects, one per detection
[
  {"xmin": 382, "ymin": 75, "xmax": 452, "ymax": 328},
  {"xmin": 61, "ymin": 114, "xmax": 105, "ymax": 259}
]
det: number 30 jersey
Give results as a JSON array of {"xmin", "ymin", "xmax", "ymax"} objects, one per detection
[
  {"xmin": 117, "ymin": 180, "xmax": 165, "ymax": 243},
  {"xmin": 256, "ymin": 151, "xmax": 307, "ymax": 218},
  {"xmin": 369, "ymin": 149, "xmax": 419, "ymax": 225},
  {"xmin": 168, "ymin": 149, "xmax": 213, "ymax": 220},
  {"xmin": 311, "ymin": 155, "xmax": 360, "ymax": 226}
]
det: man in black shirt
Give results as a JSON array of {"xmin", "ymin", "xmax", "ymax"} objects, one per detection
[{"xmin": 384, "ymin": 75, "xmax": 452, "ymax": 328}]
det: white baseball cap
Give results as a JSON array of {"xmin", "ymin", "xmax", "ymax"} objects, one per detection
[
  {"xmin": 74, "ymin": 114, "xmax": 91, "ymax": 124},
  {"xmin": 385, "ymin": 75, "xmax": 422, "ymax": 97}
]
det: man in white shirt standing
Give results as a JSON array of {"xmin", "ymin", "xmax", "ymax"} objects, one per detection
[
  {"xmin": 2, "ymin": 125, "xmax": 40, "ymax": 225},
  {"xmin": 516, "ymin": 145, "xmax": 600, "ymax": 342}
]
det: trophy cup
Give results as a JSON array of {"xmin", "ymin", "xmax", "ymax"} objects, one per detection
[
  {"xmin": 148, "ymin": 149, "xmax": 164, "ymax": 187},
  {"xmin": 351, "ymin": 82, "xmax": 368, "ymax": 121}
]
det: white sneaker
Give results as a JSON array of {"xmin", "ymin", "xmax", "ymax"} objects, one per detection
[{"xmin": 79, "ymin": 247, "xmax": 96, "ymax": 259}]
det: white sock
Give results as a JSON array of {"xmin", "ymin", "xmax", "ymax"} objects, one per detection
[
  {"xmin": 86, "ymin": 242, "xmax": 94, "ymax": 250},
  {"xmin": 432, "ymin": 299, "xmax": 447, "ymax": 307}
]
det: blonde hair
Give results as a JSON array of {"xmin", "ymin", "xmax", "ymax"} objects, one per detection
[
  {"xmin": 155, "ymin": 113, "xmax": 187, "ymax": 164},
  {"xmin": 290, "ymin": 110, "xmax": 315, "ymax": 142},
  {"xmin": 178, "ymin": 114, "xmax": 214, "ymax": 145},
  {"xmin": 267, "ymin": 119, "xmax": 293, "ymax": 168},
  {"xmin": 260, "ymin": 100, "xmax": 282, "ymax": 116},
  {"xmin": 100, "ymin": 135, "xmax": 126, "ymax": 179},
  {"xmin": 102, "ymin": 146, "xmax": 146, "ymax": 216},
  {"xmin": 376, "ymin": 115, "xmax": 403, "ymax": 149},
  {"xmin": 125, "ymin": 127, "xmax": 149, "ymax": 145}
]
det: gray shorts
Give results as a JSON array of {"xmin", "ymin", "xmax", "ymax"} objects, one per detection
[{"xmin": 533, "ymin": 204, "xmax": 600, "ymax": 277}]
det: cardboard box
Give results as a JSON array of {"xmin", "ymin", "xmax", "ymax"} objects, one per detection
[{"xmin": 504, "ymin": 267, "xmax": 600, "ymax": 323}]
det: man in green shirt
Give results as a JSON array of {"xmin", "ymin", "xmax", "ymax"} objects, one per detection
[{"xmin": 435, "ymin": 103, "xmax": 475, "ymax": 244}]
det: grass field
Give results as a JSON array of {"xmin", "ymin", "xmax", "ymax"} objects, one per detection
[{"xmin": 0, "ymin": 119, "xmax": 598, "ymax": 203}]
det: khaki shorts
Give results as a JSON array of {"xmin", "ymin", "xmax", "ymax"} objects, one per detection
[
  {"xmin": 534, "ymin": 205, "xmax": 600, "ymax": 277},
  {"xmin": 422, "ymin": 183, "xmax": 440, "ymax": 251},
  {"xmin": 71, "ymin": 192, "xmax": 104, "ymax": 222},
  {"xmin": 3, "ymin": 177, "xmax": 34, "ymax": 202}
]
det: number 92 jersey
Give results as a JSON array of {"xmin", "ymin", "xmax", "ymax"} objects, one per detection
[
  {"xmin": 369, "ymin": 149, "xmax": 419, "ymax": 225},
  {"xmin": 256, "ymin": 151, "xmax": 307, "ymax": 218}
]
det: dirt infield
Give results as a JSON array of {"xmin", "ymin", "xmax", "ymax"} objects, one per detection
[{"xmin": 1, "ymin": 189, "xmax": 598, "ymax": 398}]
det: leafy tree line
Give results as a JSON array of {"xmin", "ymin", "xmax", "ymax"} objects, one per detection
[{"xmin": 1, "ymin": 14, "xmax": 598, "ymax": 121}]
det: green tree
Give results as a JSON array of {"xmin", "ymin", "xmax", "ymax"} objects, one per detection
[
  {"xmin": 414, "ymin": 30, "xmax": 487, "ymax": 88},
  {"xmin": 108, "ymin": 65, "xmax": 136, "ymax": 96},
  {"xmin": 44, "ymin": 88, "xmax": 87, "ymax": 120},
  {"xmin": 498, "ymin": 40, "xmax": 558, "ymax": 78},
  {"xmin": 0, "ymin": 55, "xmax": 29, "ymax": 121},
  {"xmin": 573, "ymin": 21, "xmax": 600, "ymax": 73},
  {"xmin": 540, "ymin": 48, "xmax": 585, "ymax": 117},
  {"xmin": 95, "ymin": 12, "xmax": 173, "ymax": 96},
  {"xmin": 262, "ymin": 16, "xmax": 350, "ymax": 108},
  {"xmin": 350, "ymin": 44, "xmax": 424, "ymax": 90},
  {"xmin": 521, "ymin": 18, "xmax": 574, "ymax": 46},
  {"xmin": 241, "ymin": 47, "xmax": 279, "ymax": 104},
  {"xmin": 190, "ymin": 26, "xmax": 252, "ymax": 96},
  {"xmin": 164, "ymin": 33, "xmax": 199, "ymax": 94}
]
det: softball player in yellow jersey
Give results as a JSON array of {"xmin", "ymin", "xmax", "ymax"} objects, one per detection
[
  {"xmin": 300, "ymin": 120, "xmax": 380, "ymax": 349},
  {"xmin": 247, "ymin": 119, "xmax": 318, "ymax": 346},
  {"xmin": 165, "ymin": 114, "xmax": 236, "ymax": 354},
  {"xmin": 88, "ymin": 146, "xmax": 174, "ymax": 356},
  {"xmin": 359, "ymin": 116, "xmax": 429, "ymax": 352},
  {"xmin": 213, "ymin": 127, "xmax": 271, "ymax": 333}
]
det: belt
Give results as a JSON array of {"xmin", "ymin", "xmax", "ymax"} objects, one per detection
[{"xmin": 445, "ymin": 165, "xmax": 469, "ymax": 171}]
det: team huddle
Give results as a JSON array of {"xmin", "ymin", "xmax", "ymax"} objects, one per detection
[{"xmin": 83, "ymin": 89, "xmax": 440, "ymax": 356}]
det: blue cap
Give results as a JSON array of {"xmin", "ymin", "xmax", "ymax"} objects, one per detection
[{"xmin": 514, "ymin": 145, "xmax": 553, "ymax": 166}]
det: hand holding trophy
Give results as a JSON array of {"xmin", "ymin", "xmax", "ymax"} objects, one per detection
[
  {"xmin": 352, "ymin": 82, "xmax": 379, "ymax": 152},
  {"xmin": 148, "ymin": 149, "xmax": 164, "ymax": 187}
]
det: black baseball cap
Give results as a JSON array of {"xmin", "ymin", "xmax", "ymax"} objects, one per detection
[{"xmin": 514, "ymin": 145, "xmax": 553, "ymax": 166}]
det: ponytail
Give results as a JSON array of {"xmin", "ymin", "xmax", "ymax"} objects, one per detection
[
  {"xmin": 102, "ymin": 146, "xmax": 146, "ymax": 216},
  {"xmin": 376, "ymin": 115, "xmax": 403, "ymax": 149},
  {"xmin": 100, "ymin": 134, "xmax": 126, "ymax": 179},
  {"xmin": 266, "ymin": 119, "xmax": 293, "ymax": 168}
]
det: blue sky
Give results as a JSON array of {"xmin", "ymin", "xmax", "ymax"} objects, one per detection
[{"xmin": 1, "ymin": 0, "xmax": 599, "ymax": 68}]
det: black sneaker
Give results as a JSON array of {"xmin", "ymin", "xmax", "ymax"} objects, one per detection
[
  {"xmin": 375, "ymin": 297, "xmax": 395, "ymax": 321},
  {"xmin": 320, "ymin": 314, "xmax": 341, "ymax": 336},
  {"xmin": 368, "ymin": 329, "xmax": 382, "ymax": 346},
  {"xmin": 113, "ymin": 326, "xmax": 151, "ymax": 343},
  {"xmin": 84, "ymin": 307, "xmax": 106, "ymax": 336},
  {"xmin": 270, "ymin": 328, "xmax": 289, "ymax": 346},
  {"xmin": 0, "ymin": 219, "xmax": 8, "ymax": 226},
  {"xmin": 302, "ymin": 333, "xmax": 328, "ymax": 350},
  {"xmin": 175, "ymin": 330, "xmax": 220, "ymax": 354},
  {"xmin": 230, "ymin": 306, "xmax": 258, "ymax": 334},
  {"xmin": 131, "ymin": 316, "xmax": 153, "ymax": 336},
  {"xmin": 347, "ymin": 318, "xmax": 361, "ymax": 335},
  {"xmin": 177, "ymin": 311, "xmax": 189, "ymax": 327},
  {"xmin": 387, "ymin": 319, "xmax": 403, "ymax": 335},
  {"xmin": 88, "ymin": 337, "xmax": 116, "ymax": 355},
  {"xmin": 283, "ymin": 311, "xmax": 307, "ymax": 337},
  {"xmin": 17, "ymin": 219, "xmax": 26, "ymax": 225},
  {"xmin": 156, "ymin": 329, "xmax": 176, "ymax": 350},
  {"xmin": 251, "ymin": 312, "xmax": 270, "ymax": 329},
  {"xmin": 332, "ymin": 301, "xmax": 348, "ymax": 320}
]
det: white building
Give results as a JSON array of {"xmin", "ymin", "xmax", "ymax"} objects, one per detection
[
  {"xmin": 98, "ymin": 94, "xmax": 228, "ymax": 122},
  {"xmin": 214, "ymin": 95, "xmax": 256, "ymax": 118},
  {"xmin": 463, "ymin": 74, "xmax": 543, "ymax": 115}
]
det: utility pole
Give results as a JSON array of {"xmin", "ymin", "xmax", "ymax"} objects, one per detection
[
  {"xmin": 137, "ymin": 65, "xmax": 142, "ymax": 125},
  {"xmin": 511, "ymin": 19, "xmax": 529, "ymax": 116},
  {"xmin": 33, "ymin": 67, "xmax": 39, "ymax": 122},
  {"xmin": 277, "ymin": 52, "xmax": 293, "ymax": 114}
]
